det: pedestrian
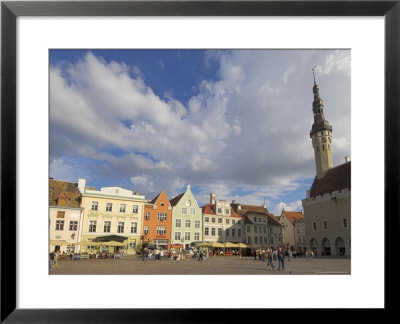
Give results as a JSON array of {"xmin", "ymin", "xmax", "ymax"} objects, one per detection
[
  {"xmin": 262, "ymin": 250, "xmax": 266, "ymax": 262},
  {"xmin": 310, "ymin": 250, "xmax": 314, "ymax": 261},
  {"xmin": 49, "ymin": 251, "xmax": 56, "ymax": 271},
  {"xmin": 305, "ymin": 249, "xmax": 309, "ymax": 262},
  {"xmin": 160, "ymin": 249, "xmax": 164, "ymax": 261},
  {"xmin": 54, "ymin": 250, "xmax": 59, "ymax": 269},
  {"xmin": 278, "ymin": 247, "xmax": 286, "ymax": 271},
  {"xmin": 198, "ymin": 251, "xmax": 203, "ymax": 261},
  {"xmin": 288, "ymin": 250, "xmax": 292, "ymax": 261},
  {"xmin": 267, "ymin": 248, "xmax": 275, "ymax": 270},
  {"xmin": 142, "ymin": 248, "xmax": 146, "ymax": 261},
  {"xmin": 253, "ymin": 250, "xmax": 257, "ymax": 260}
]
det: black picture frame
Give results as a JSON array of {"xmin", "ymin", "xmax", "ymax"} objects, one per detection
[{"xmin": 1, "ymin": 0, "xmax": 398, "ymax": 322}]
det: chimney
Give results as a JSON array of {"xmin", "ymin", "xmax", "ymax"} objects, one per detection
[
  {"xmin": 232, "ymin": 200, "xmax": 236, "ymax": 204},
  {"xmin": 210, "ymin": 193, "xmax": 216, "ymax": 204},
  {"xmin": 135, "ymin": 191, "xmax": 140, "ymax": 195},
  {"xmin": 345, "ymin": 156, "xmax": 351, "ymax": 163},
  {"xmin": 78, "ymin": 178, "xmax": 86, "ymax": 194}
]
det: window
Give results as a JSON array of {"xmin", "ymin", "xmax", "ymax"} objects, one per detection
[
  {"xmin": 158, "ymin": 213, "xmax": 167, "ymax": 221},
  {"xmin": 91, "ymin": 201, "xmax": 98, "ymax": 211},
  {"xmin": 226, "ymin": 219, "xmax": 230, "ymax": 224},
  {"xmin": 119, "ymin": 204, "xmax": 126, "ymax": 213},
  {"xmin": 55, "ymin": 220, "xmax": 64, "ymax": 231},
  {"xmin": 238, "ymin": 229, "xmax": 241, "ymax": 237},
  {"xmin": 343, "ymin": 219, "xmax": 347, "ymax": 228},
  {"xmin": 226, "ymin": 229, "xmax": 229, "ymax": 237},
  {"xmin": 69, "ymin": 221, "xmax": 78, "ymax": 231},
  {"xmin": 313, "ymin": 222, "xmax": 317, "ymax": 230},
  {"xmin": 144, "ymin": 226, "xmax": 149, "ymax": 234},
  {"xmin": 247, "ymin": 226, "xmax": 250, "ymax": 232},
  {"xmin": 89, "ymin": 220, "xmax": 97, "ymax": 232},
  {"xmin": 194, "ymin": 232, "xmax": 200, "ymax": 241},
  {"xmin": 211, "ymin": 228, "xmax": 216, "ymax": 236},
  {"xmin": 231, "ymin": 229, "xmax": 235, "ymax": 236},
  {"xmin": 145, "ymin": 212, "xmax": 150, "ymax": 220},
  {"xmin": 175, "ymin": 232, "xmax": 181, "ymax": 240},
  {"xmin": 186, "ymin": 200, "xmax": 191, "ymax": 207},
  {"xmin": 217, "ymin": 208, "xmax": 222, "ymax": 213},
  {"xmin": 130, "ymin": 222, "xmax": 137, "ymax": 233},
  {"xmin": 218, "ymin": 218, "xmax": 222, "ymax": 223},
  {"xmin": 255, "ymin": 237, "xmax": 258, "ymax": 244},
  {"xmin": 232, "ymin": 219, "xmax": 236, "ymax": 225},
  {"xmin": 185, "ymin": 219, "xmax": 191, "ymax": 228},
  {"xmin": 205, "ymin": 217, "xmax": 209, "ymax": 223},
  {"xmin": 218, "ymin": 228, "xmax": 222, "ymax": 236},
  {"xmin": 248, "ymin": 237, "xmax": 251, "ymax": 244},
  {"xmin": 264, "ymin": 237, "xmax": 268, "ymax": 243},
  {"xmin": 225, "ymin": 209, "xmax": 229, "ymax": 214},
  {"xmin": 129, "ymin": 240, "xmax": 136, "ymax": 249},
  {"xmin": 184, "ymin": 232, "xmax": 190, "ymax": 241},
  {"xmin": 324, "ymin": 221, "xmax": 328, "ymax": 229},
  {"xmin": 57, "ymin": 211, "xmax": 65, "ymax": 218},
  {"xmin": 132, "ymin": 205, "xmax": 139, "ymax": 214},
  {"xmin": 263, "ymin": 227, "xmax": 267, "ymax": 233},
  {"xmin": 181, "ymin": 207, "xmax": 188, "ymax": 214},
  {"xmin": 205, "ymin": 227, "xmax": 209, "ymax": 236},
  {"xmin": 195, "ymin": 220, "xmax": 200, "ymax": 228},
  {"xmin": 105, "ymin": 203, "xmax": 112, "ymax": 212},
  {"xmin": 176, "ymin": 219, "xmax": 181, "ymax": 227},
  {"xmin": 322, "ymin": 144, "xmax": 325, "ymax": 150},
  {"xmin": 157, "ymin": 226, "xmax": 166, "ymax": 235},
  {"xmin": 253, "ymin": 217, "xmax": 257, "ymax": 222},
  {"xmin": 117, "ymin": 222, "xmax": 124, "ymax": 233},
  {"xmin": 160, "ymin": 203, "xmax": 165, "ymax": 206},
  {"xmin": 254, "ymin": 226, "xmax": 258, "ymax": 233},
  {"xmin": 190, "ymin": 208, "xmax": 196, "ymax": 215},
  {"xmin": 211, "ymin": 217, "xmax": 215, "ymax": 223},
  {"xmin": 103, "ymin": 221, "xmax": 111, "ymax": 233}
]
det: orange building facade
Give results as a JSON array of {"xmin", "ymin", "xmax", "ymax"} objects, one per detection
[{"xmin": 142, "ymin": 190, "xmax": 172, "ymax": 250}]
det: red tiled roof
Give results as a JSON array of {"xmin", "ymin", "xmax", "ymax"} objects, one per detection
[
  {"xmin": 310, "ymin": 162, "xmax": 351, "ymax": 198},
  {"xmin": 169, "ymin": 192, "xmax": 185, "ymax": 206},
  {"xmin": 282, "ymin": 211, "xmax": 304, "ymax": 225},
  {"xmin": 232, "ymin": 203, "xmax": 280, "ymax": 226},
  {"xmin": 202, "ymin": 203, "xmax": 216, "ymax": 215},
  {"xmin": 49, "ymin": 178, "xmax": 81, "ymax": 208}
]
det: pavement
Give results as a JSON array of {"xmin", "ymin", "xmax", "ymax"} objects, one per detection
[{"xmin": 50, "ymin": 255, "xmax": 351, "ymax": 275}]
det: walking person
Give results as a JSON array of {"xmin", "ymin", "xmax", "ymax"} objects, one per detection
[
  {"xmin": 278, "ymin": 247, "xmax": 286, "ymax": 271},
  {"xmin": 262, "ymin": 250, "xmax": 266, "ymax": 263},
  {"xmin": 253, "ymin": 250, "xmax": 257, "ymax": 260},
  {"xmin": 310, "ymin": 250, "xmax": 314, "ymax": 261},
  {"xmin": 49, "ymin": 251, "xmax": 56, "ymax": 271},
  {"xmin": 267, "ymin": 248, "xmax": 275, "ymax": 271},
  {"xmin": 54, "ymin": 250, "xmax": 59, "ymax": 269},
  {"xmin": 305, "ymin": 249, "xmax": 309, "ymax": 262}
]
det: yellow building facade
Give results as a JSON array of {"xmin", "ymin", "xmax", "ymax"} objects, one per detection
[{"xmin": 78, "ymin": 178, "xmax": 146, "ymax": 254}]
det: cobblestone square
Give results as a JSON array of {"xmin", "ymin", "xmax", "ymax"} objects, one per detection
[{"xmin": 50, "ymin": 255, "xmax": 350, "ymax": 275}]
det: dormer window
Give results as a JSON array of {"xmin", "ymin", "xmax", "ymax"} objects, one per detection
[{"xmin": 186, "ymin": 200, "xmax": 191, "ymax": 207}]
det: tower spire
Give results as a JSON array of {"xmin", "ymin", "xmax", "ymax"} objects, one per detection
[{"xmin": 310, "ymin": 68, "xmax": 333, "ymax": 179}]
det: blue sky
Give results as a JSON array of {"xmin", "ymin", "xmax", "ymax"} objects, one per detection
[{"xmin": 49, "ymin": 49, "xmax": 351, "ymax": 215}]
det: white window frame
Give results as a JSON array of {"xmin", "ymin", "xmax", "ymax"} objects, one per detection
[
  {"xmin": 119, "ymin": 204, "xmax": 126, "ymax": 213},
  {"xmin": 132, "ymin": 205, "xmax": 139, "ymax": 214},
  {"xmin": 103, "ymin": 221, "xmax": 111, "ymax": 233},
  {"xmin": 105, "ymin": 203, "xmax": 112, "ymax": 212},
  {"xmin": 55, "ymin": 220, "xmax": 64, "ymax": 231},
  {"xmin": 175, "ymin": 219, "xmax": 181, "ymax": 228},
  {"xmin": 91, "ymin": 201, "xmax": 98, "ymax": 211}
]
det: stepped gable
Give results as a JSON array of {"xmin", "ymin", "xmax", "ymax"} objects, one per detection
[
  {"xmin": 49, "ymin": 178, "xmax": 81, "ymax": 207},
  {"xmin": 309, "ymin": 161, "xmax": 351, "ymax": 198}
]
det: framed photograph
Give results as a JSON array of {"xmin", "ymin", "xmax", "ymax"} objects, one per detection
[{"xmin": 1, "ymin": 0, "xmax": 398, "ymax": 321}]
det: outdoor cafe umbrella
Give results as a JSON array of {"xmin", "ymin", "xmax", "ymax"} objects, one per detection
[
  {"xmin": 236, "ymin": 243, "xmax": 248, "ymax": 248},
  {"xmin": 102, "ymin": 241, "xmax": 125, "ymax": 247},
  {"xmin": 196, "ymin": 242, "xmax": 212, "ymax": 248},
  {"xmin": 210, "ymin": 242, "xmax": 224, "ymax": 248},
  {"xmin": 224, "ymin": 242, "xmax": 239, "ymax": 248}
]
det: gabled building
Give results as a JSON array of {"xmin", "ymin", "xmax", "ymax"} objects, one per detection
[
  {"xmin": 202, "ymin": 194, "xmax": 243, "ymax": 243},
  {"xmin": 78, "ymin": 178, "xmax": 146, "ymax": 254},
  {"xmin": 49, "ymin": 178, "xmax": 83, "ymax": 254},
  {"xmin": 278, "ymin": 210, "xmax": 304, "ymax": 251},
  {"xmin": 170, "ymin": 185, "xmax": 202, "ymax": 250},
  {"xmin": 302, "ymin": 73, "xmax": 351, "ymax": 256},
  {"xmin": 142, "ymin": 190, "xmax": 172, "ymax": 250},
  {"xmin": 231, "ymin": 203, "xmax": 283, "ymax": 249}
]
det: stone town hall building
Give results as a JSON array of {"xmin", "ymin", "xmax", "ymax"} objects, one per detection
[{"xmin": 302, "ymin": 73, "xmax": 351, "ymax": 257}]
